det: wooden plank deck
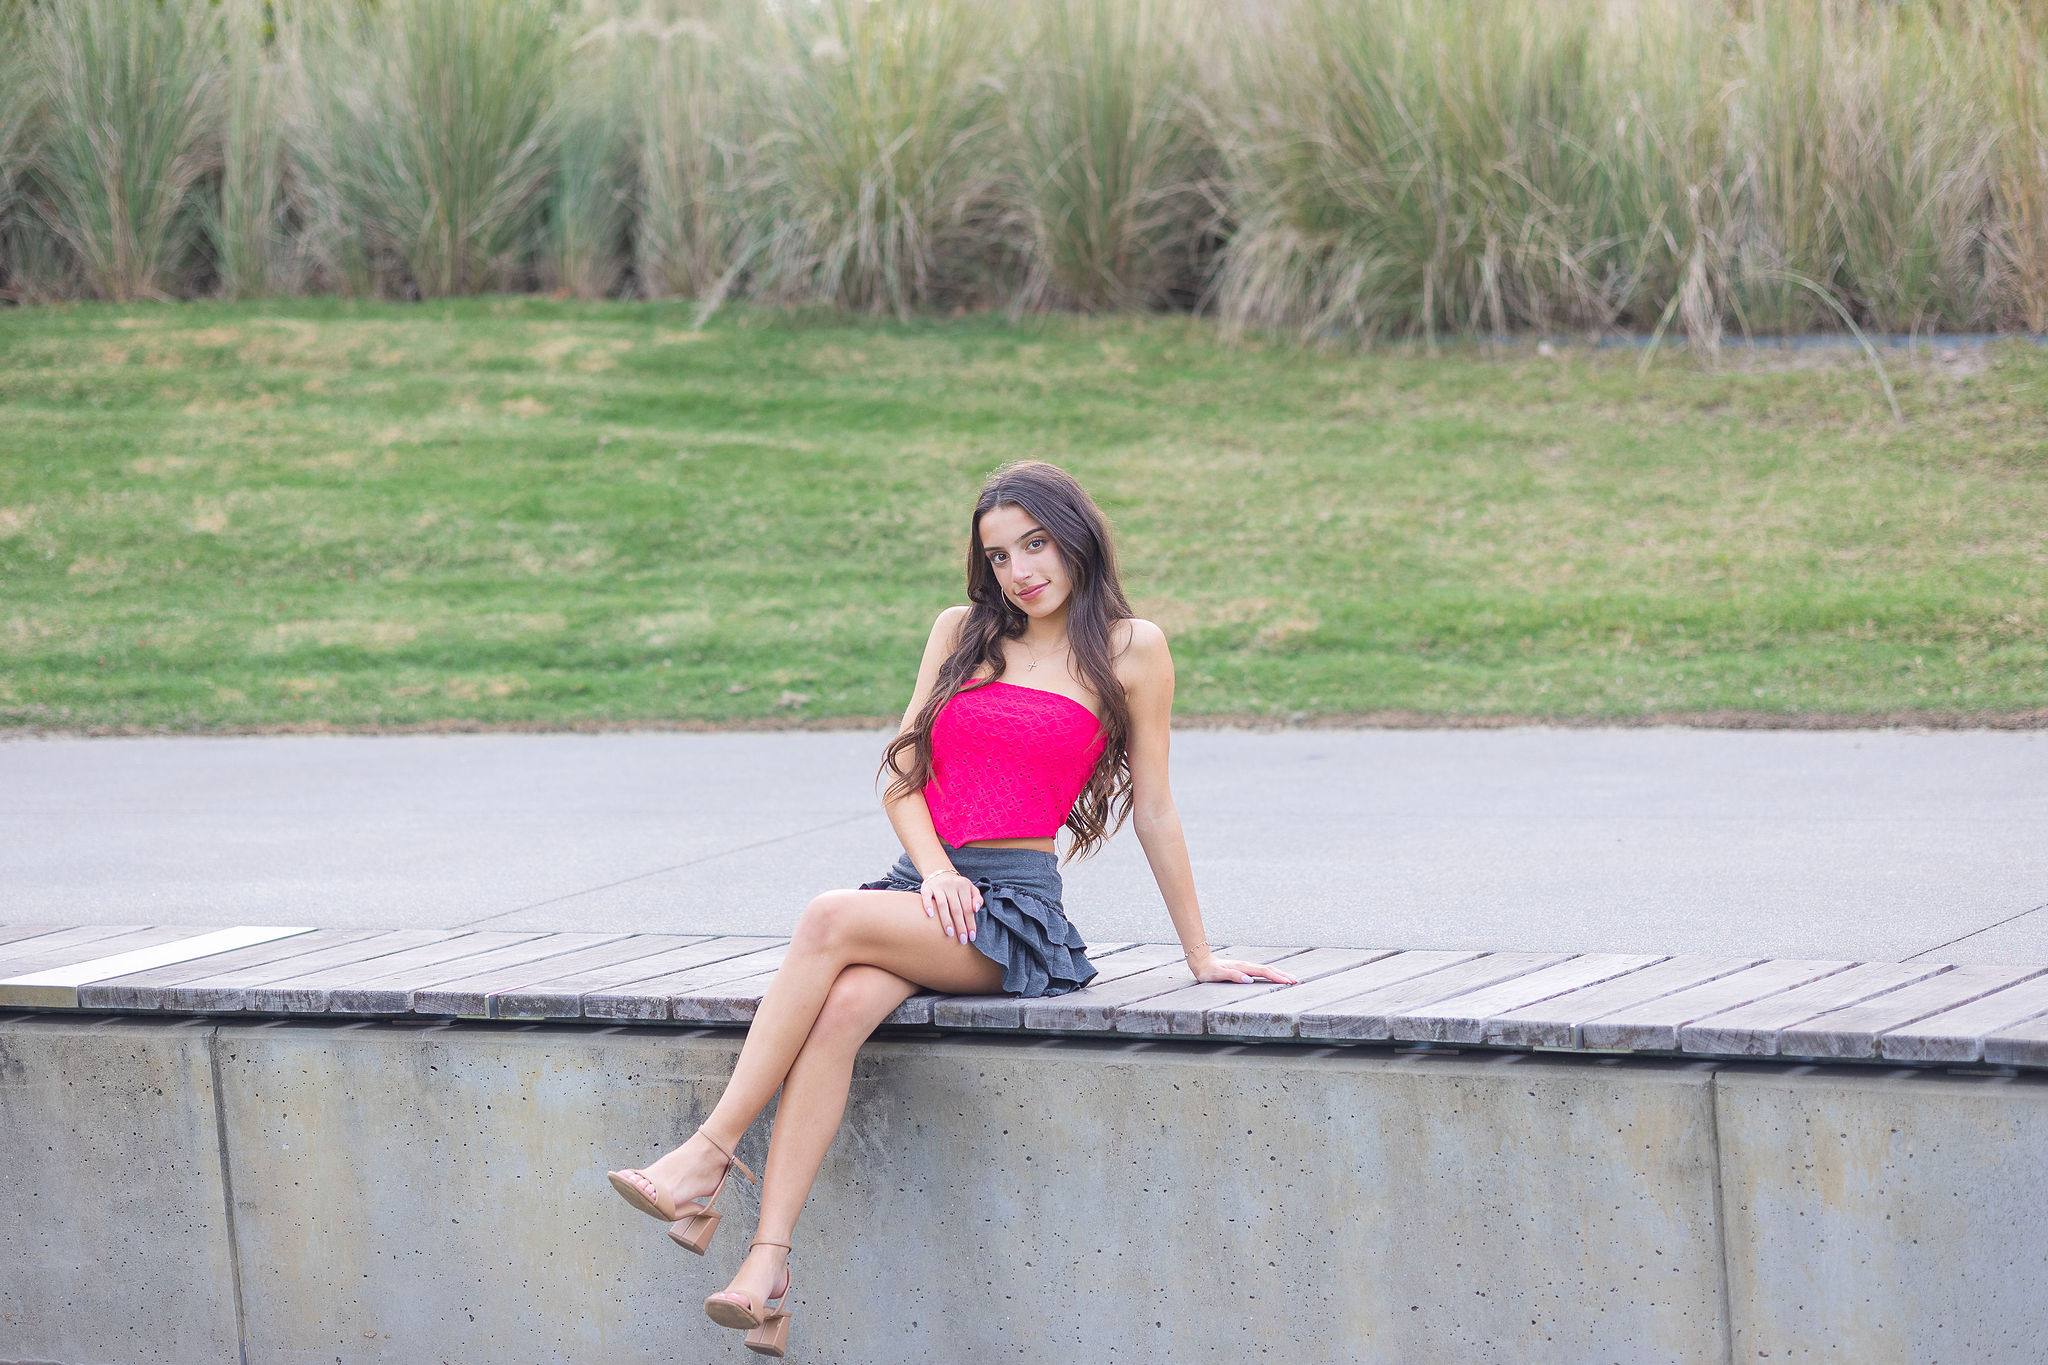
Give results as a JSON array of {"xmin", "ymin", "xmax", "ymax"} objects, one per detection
[
  {"xmin": 411, "ymin": 934, "xmax": 706, "ymax": 1018},
  {"xmin": 1206, "ymin": 950, "xmax": 1486, "ymax": 1039},
  {"xmin": 1113, "ymin": 947, "xmax": 1397, "ymax": 1037},
  {"xmin": 1674, "ymin": 961, "xmax": 1951, "ymax": 1057},
  {"xmin": 163, "ymin": 929, "xmax": 456, "ymax": 1012},
  {"xmin": 1386, "ymin": 954, "xmax": 1666, "ymax": 1045},
  {"xmin": 241, "ymin": 932, "xmax": 541, "ymax": 1013},
  {"xmin": 912, "ymin": 941, "xmax": 1145, "ymax": 1029},
  {"xmin": 1478, "ymin": 955, "xmax": 1766, "ymax": 1049},
  {"xmin": 1774, "ymin": 964, "xmax": 2048, "ymax": 1060},
  {"xmin": 1299, "ymin": 953, "xmax": 1574, "ymax": 1041},
  {"xmin": 0, "ymin": 926, "xmax": 317, "ymax": 1009},
  {"xmin": 80, "ymin": 929, "xmax": 386, "ymax": 1010},
  {"xmin": 492, "ymin": 936, "xmax": 780, "ymax": 1020},
  {"xmin": 10, "ymin": 922, "xmax": 2048, "ymax": 1073},
  {"xmin": 927, "ymin": 943, "xmax": 1163, "ymax": 1029},
  {"xmin": 593, "ymin": 944, "xmax": 793, "ymax": 1021},
  {"xmin": 1984, "ymin": 1014, "xmax": 2048, "ymax": 1068},
  {"xmin": 0, "ymin": 926, "xmax": 202, "ymax": 984},
  {"xmin": 1879, "ymin": 975, "xmax": 2048, "ymax": 1063},
  {"xmin": 1019, "ymin": 945, "xmax": 1309, "ymax": 1033},
  {"xmin": 1576, "ymin": 958, "xmax": 1855, "ymax": 1052}
]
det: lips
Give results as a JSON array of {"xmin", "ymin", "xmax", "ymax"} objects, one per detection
[{"xmin": 1018, "ymin": 581, "xmax": 1047, "ymax": 602}]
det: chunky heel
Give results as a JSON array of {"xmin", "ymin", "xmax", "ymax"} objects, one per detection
[
  {"xmin": 665, "ymin": 1129, "xmax": 756, "ymax": 1256},
  {"xmin": 705, "ymin": 1238, "xmax": 794, "ymax": 1356},
  {"xmin": 668, "ymin": 1205, "xmax": 721, "ymax": 1254},
  {"xmin": 745, "ymin": 1305, "xmax": 792, "ymax": 1358},
  {"xmin": 606, "ymin": 1127, "xmax": 756, "ymax": 1257}
]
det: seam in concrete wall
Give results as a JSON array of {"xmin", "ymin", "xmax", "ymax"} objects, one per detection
[
  {"xmin": 205, "ymin": 1027, "xmax": 251, "ymax": 1365},
  {"xmin": 1704, "ymin": 1069, "xmax": 1736, "ymax": 1365}
]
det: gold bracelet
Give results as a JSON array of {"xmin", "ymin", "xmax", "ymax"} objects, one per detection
[{"xmin": 921, "ymin": 866, "xmax": 961, "ymax": 882}]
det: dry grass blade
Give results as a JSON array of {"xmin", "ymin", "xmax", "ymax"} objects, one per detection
[
  {"xmin": 19, "ymin": 0, "xmax": 222, "ymax": 302},
  {"xmin": 283, "ymin": 0, "xmax": 560, "ymax": 298},
  {"xmin": 750, "ymin": 0, "xmax": 1011, "ymax": 317}
]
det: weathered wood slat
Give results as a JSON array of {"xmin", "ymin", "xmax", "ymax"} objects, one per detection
[
  {"xmin": 667, "ymin": 944, "xmax": 828, "ymax": 1023},
  {"xmin": 585, "ymin": 944, "xmax": 792, "ymax": 1021},
  {"xmin": 0, "ymin": 926, "xmax": 194, "ymax": 978},
  {"xmin": 0, "ymin": 925, "xmax": 67, "ymax": 950},
  {"xmin": 239, "ymin": 931, "xmax": 532, "ymax": 1013},
  {"xmin": 1676, "ymin": 961, "xmax": 1952, "ymax": 1057},
  {"xmin": 159, "ymin": 929, "xmax": 456, "ymax": 1011},
  {"xmin": 494, "ymin": 936, "xmax": 783, "ymax": 1019},
  {"xmin": 78, "ymin": 929, "xmax": 385, "ymax": 1010},
  {"xmin": 1878, "ymin": 974, "xmax": 2048, "ymax": 1063},
  {"xmin": 925, "ymin": 942, "xmax": 1176, "ymax": 1030},
  {"xmin": 1983, "ymin": 1012, "xmax": 2048, "ymax": 1068},
  {"xmin": 0, "ymin": 926, "xmax": 318, "ymax": 1009},
  {"xmin": 1019, "ymin": 945, "xmax": 1302, "ymax": 1032},
  {"xmin": 1298, "ymin": 953, "xmax": 1573, "ymax": 1041},
  {"xmin": 336, "ymin": 933, "xmax": 620, "ymax": 1015},
  {"xmin": 897, "ymin": 942, "xmax": 1143, "ymax": 1028},
  {"xmin": 414, "ymin": 934, "xmax": 703, "ymax": 1018},
  {"xmin": 1387, "ymin": 954, "xmax": 1667, "ymax": 1045},
  {"xmin": 1204, "ymin": 950, "xmax": 1486, "ymax": 1039},
  {"xmin": 1775, "ymin": 964, "xmax": 2045, "ymax": 1060},
  {"xmin": 1479, "ymin": 955, "xmax": 1766, "ymax": 1049},
  {"xmin": 1576, "ymin": 958, "xmax": 1854, "ymax": 1052},
  {"xmin": 1113, "ymin": 947, "xmax": 1390, "ymax": 1036}
]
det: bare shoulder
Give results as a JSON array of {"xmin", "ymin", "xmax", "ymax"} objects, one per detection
[
  {"xmin": 930, "ymin": 603, "xmax": 972, "ymax": 646},
  {"xmin": 1110, "ymin": 617, "xmax": 1172, "ymax": 684}
]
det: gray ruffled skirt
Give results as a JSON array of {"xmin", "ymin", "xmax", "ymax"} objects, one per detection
[{"xmin": 860, "ymin": 842, "xmax": 1098, "ymax": 997}]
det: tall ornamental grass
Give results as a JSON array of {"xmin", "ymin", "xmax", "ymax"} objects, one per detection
[
  {"xmin": 14, "ymin": 0, "xmax": 221, "ymax": 301},
  {"xmin": 748, "ymin": 0, "xmax": 1012, "ymax": 316},
  {"xmin": 0, "ymin": 16, "xmax": 34, "ymax": 298},
  {"xmin": 284, "ymin": 0, "xmax": 559, "ymax": 297},
  {"xmin": 209, "ymin": 0, "xmax": 291, "ymax": 299},
  {"xmin": 1007, "ymin": 0, "xmax": 1218, "ymax": 312},
  {"xmin": 542, "ymin": 19, "xmax": 635, "ymax": 301},
  {"xmin": 2, "ymin": 0, "xmax": 2047, "ymax": 339},
  {"xmin": 631, "ymin": 6, "xmax": 763, "ymax": 306}
]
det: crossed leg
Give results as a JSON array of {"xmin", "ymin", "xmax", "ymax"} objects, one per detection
[{"xmin": 615, "ymin": 888, "xmax": 1005, "ymax": 1309}]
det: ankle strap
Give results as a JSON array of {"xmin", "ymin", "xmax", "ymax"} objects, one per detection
[
  {"xmin": 750, "ymin": 1239, "xmax": 792, "ymax": 1252},
  {"xmin": 696, "ymin": 1128, "xmax": 758, "ymax": 1185}
]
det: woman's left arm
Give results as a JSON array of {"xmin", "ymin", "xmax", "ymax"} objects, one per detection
[{"xmin": 1120, "ymin": 620, "xmax": 1299, "ymax": 987}]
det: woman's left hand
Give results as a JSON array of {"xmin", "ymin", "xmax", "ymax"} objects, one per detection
[{"xmin": 1193, "ymin": 957, "xmax": 1300, "ymax": 986}]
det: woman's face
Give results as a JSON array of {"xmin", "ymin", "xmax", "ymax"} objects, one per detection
[{"xmin": 978, "ymin": 503, "xmax": 1071, "ymax": 622}]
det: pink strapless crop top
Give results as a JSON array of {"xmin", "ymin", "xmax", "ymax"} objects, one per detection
[{"xmin": 922, "ymin": 680, "xmax": 1108, "ymax": 846}]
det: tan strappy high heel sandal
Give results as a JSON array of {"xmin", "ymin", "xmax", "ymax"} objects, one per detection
[
  {"xmin": 605, "ymin": 1128, "xmax": 757, "ymax": 1254},
  {"xmin": 704, "ymin": 1239, "xmax": 795, "ymax": 1357}
]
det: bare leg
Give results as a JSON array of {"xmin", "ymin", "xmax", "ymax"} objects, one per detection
[
  {"xmin": 616, "ymin": 888, "xmax": 1002, "ymax": 1213},
  {"xmin": 707, "ymin": 963, "xmax": 919, "ymax": 1315}
]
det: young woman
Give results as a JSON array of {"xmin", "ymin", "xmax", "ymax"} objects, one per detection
[{"xmin": 606, "ymin": 459, "xmax": 1298, "ymax": 1356}]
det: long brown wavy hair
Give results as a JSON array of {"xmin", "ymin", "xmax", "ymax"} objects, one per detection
[{"xmin": 881, "ymin": 460, "xmax": 1135, "ymax": 862}]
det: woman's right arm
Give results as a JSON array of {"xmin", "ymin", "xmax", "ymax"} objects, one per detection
[{"xmin": 882, "ymin": 605, "xmax": 985, "ymax": 944}]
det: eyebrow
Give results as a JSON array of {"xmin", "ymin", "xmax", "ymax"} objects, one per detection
[{"xmin": 981, "ymin": 525, "xmax": 1049, "ymax": 554}]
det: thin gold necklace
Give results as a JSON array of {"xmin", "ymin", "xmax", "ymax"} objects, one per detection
[{"xmin": 1019, "ymin": 632, "xmax": 1069, "ymax": 672}]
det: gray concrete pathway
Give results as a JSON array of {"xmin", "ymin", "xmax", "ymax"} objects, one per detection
[{"xmin": 2, "ymin": 728, "xmax": 2043, "ymax": 964}]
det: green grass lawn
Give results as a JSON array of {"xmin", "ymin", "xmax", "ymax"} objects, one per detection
[{"xmin": 1, "ymin": 297, "xmax": 2043, "ymax": 732}]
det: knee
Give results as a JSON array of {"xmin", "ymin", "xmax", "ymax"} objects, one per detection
[
  {"xmin": 791, "ymin": 889, "xmax": 863, "ymax": 955},
  {"xmin": 812, "ymin": 966, "xmax": 898, "ymax": 1040}
]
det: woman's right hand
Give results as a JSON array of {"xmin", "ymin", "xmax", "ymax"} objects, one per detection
[{"xmin": 920, "ymin": 869, "xmax": 985, "ymax": 946}]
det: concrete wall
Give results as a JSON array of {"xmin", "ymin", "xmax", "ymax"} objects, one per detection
[{"xmin": 3, "ymin": 1016, "xmax": 2045, "ymax": 1365}]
